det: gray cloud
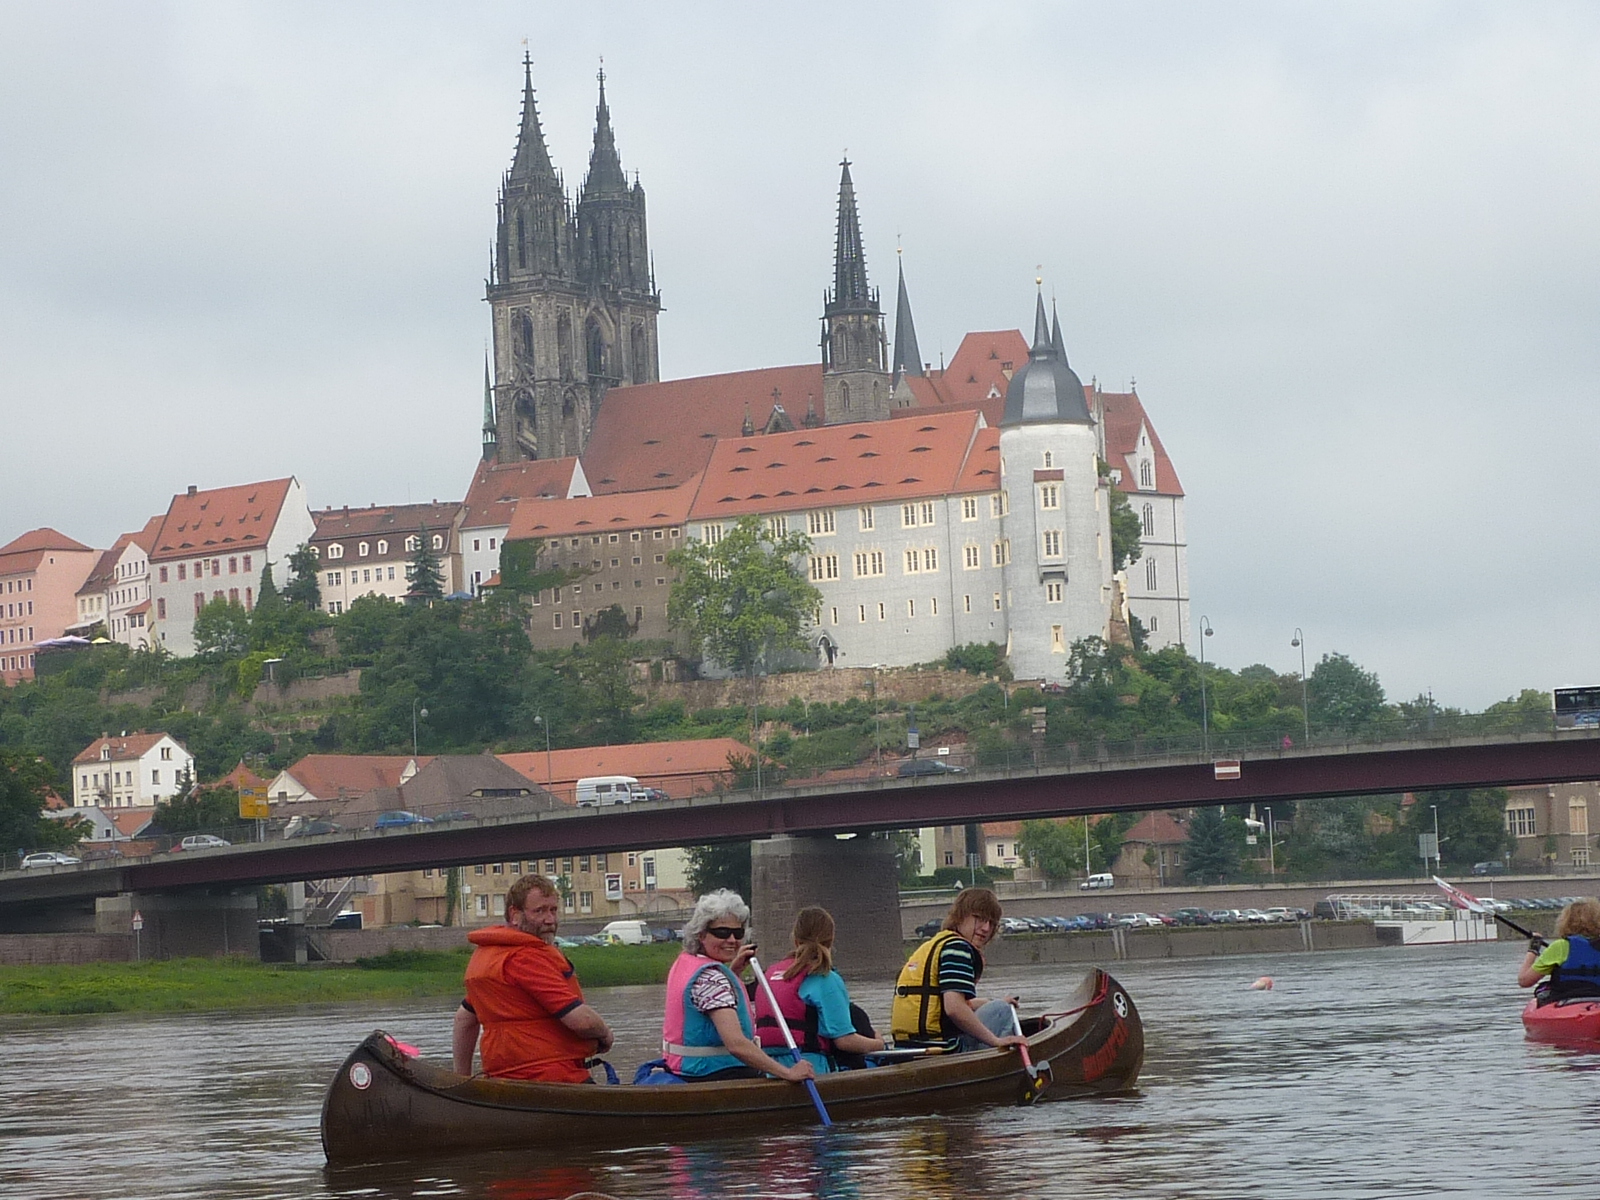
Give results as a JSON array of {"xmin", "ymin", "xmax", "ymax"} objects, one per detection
[{"xmin": 2, "ymin": 2, "xmax": 1596, "ymax": 709}]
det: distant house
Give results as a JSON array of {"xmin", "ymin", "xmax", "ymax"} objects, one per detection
[
  {"xmin": 310, "ymin": 501, "xmax": 466, "ymax": 614},
  {"xmin": 496, "ymin": 737, "xmax": 749, "ymax": 805},
  {"xmin": 460, "ymin": 457, "xmax": 591, "ymax": 596},
  {"xmin": 1113, "ymin": 810, "xmax": 1189, "ymax": 887},
  {"xmin": 0, "ymin": 527, "xmax": 100, "ymax": 684},
  {"xmin": 264, "ymin": 754, "xmax": 431, "ymax": 807},
  {"xmin": 71, "ymin": 732, "xmax": 195, "ymax": 809}
]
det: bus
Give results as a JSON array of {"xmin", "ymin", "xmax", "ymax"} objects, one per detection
[{"xmin": 1554, "ymin": 687, "xmax": 1600, "ymax": 729}]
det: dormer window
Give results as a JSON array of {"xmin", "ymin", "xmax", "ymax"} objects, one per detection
[
  {"xmin": 328, "ymin": 544, "xmax": 344, "ymax": 560},
  {"xmin": 1139, "ymin": 461, "xmax": 1153, "ymax": 489},
  {"xmin": 101, "ymin": 746, "xmax": 111, "ymax": 760},
  {"xmin": 376, "ymin": 540, "xmax": 388, "ymax": 555},
  {"xmin": 358, "ymin": 542, "xmax": 369, "ymax": 557},
  {"xmin": 432, "ymin": 535, "xmax": 443, "ymax": 550},
  {"xmin": 405, "ymin": 536, "xmax": 420, "ymax": 552}
]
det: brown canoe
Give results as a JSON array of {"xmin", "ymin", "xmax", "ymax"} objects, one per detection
[{"xmin": 320, "ymin": 967, "xmax": 1143, "ymax": 1164}]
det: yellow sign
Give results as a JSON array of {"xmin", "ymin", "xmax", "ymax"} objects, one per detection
[{"xmin": 239, "ymin": 786, "xmax": 270, "ymax": 820}]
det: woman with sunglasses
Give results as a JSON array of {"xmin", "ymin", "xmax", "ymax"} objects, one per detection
[
  {"xmin": 752, "ymin": 906, "xmax": 886, "ymax": 1072},
  {"xmin": 661, "ymin": 889, "xmax": 817, "ymax": 1083}
]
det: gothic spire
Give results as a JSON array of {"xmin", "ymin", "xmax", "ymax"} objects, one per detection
[
  {"xmin": 1030, "ymin": 285, "xmax": 1052, "ymax": 356},
  {"xmin": 509, "ymin": 53, "xmax": 557, "ymax": 185},
  {"xmin": 582, "ymin": 61, "xmax": 629, "ymax": 196},
  {"xmin": 481, "ymin": 353, "xmax": 497, "ymax": 459},
  {"xmin": 1050, "ymin": 298, "xmax": 1070, "ymax": 366},
  {"xmin": 892, "ymin": 251, "xmax": 924, "ymax": 379},
  {"xmin": 831, "ymin": 158, "xmax": 872, "ymax": 309}
]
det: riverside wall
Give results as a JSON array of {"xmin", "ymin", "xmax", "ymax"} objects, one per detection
[{"xmin": 0, "ymin": 933, "xmax": 133, "ymax": 965}]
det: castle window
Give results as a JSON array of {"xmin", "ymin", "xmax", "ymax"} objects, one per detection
[
  {"xmin": 961, "ymin": 497, "xmax": 978, "ymax": 521},
  {"xmin": 964, "ymin": 544, "xmax": 980, "ymax": 570},
  {"xmin": 1140, "ymin": 460, "xmax": 1154, "ymax": 489},
  {"xmin": 1042, "ymin": 530, "xmax": 1062, "ymax": 558},
  {"xmin": 1039, "ymin": 484, "xmax": 1059, "ymax": 510},
  {"xmin": 701, "ymin": 524, "xmax": 723, "ymax": 546},
  {"xmin": 328, "ymin": 544, "xmax": 344, "ymax": 559},
  {"xmin": 859, "ymin": 506, "xmax": 875, "ymax": 531},
  {"xmin": 963, "ymin": 594, "xmax": 972, "ymax": 613},
  {"xmin": 1051, "ymin": 625, "xmax": 1066, "ymax": 653},
  {"xmin": 1046, "ymin": 581, "xmax": 1063, "ymax": 603},
  {"xmin": 1146, "ymin": 558, "xmax": 1158, "ymax": 590},
  {"xmin": 1043, "ymin": 451, "xmax": 1053, "ymax": 469},
  {"xmin": 908, "ymin": 599, "xmax": 916, "ymax": 618},
  {"xmin": 904, "ymin": 549, "xmax": 920, "ymax": 575},
  {"xmin": 432, "ymin": 535, "xmax": 443, "ymax": 550},
  {"xmin": 807, "ymin": 510, "xmax": 835, "ymax": 536},
  {"xmin": 767, "ymin": 516, "xmax": 788, "ymax": 538},
  {"xmin": 358, "ymin": 542, "xmax": 369, "ymax": 557},
  {"xmin": 840, "ymin": 381, "xmax": 851, "ymax": 411},
  {"xmin": 1142, "ymin": 504, "xmax": 1154, "ymax": 536},
  {"xmin": 923, "ymin": 547, "xmax": 938, "ymax": 572}
]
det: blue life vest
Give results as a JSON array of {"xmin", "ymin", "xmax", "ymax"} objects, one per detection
[{"xmin": 1551, "ymin": 935, "xmax": 1600, "ymax": 999}]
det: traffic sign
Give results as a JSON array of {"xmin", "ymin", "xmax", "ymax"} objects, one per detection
[
  {"xmin": 239, "ymin": 786, "xmax": 270, "ymax": 820},
  {"xmin": 131, "ymin": 911, "xmax": 144, "ymax": 932}
]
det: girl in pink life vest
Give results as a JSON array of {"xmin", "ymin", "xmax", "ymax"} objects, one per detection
[
  {"xmin": 661, "ymin": 889, "xmax": 816, "ymax": 1083},
  {"xmin": 752, "ymin": 906, "xmax": 885, "ymax": 1072}
]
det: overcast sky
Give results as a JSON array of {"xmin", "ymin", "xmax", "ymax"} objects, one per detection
[{"xmin": 2, "ymin": 2, "xmax": 1596, "ymax": 710}]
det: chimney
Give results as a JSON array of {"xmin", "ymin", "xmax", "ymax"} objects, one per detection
[{"xmin": 186, "ymin": 485, "xmax": 197, "ymax": 497}]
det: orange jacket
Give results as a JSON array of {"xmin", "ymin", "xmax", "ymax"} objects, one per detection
[{"xmin": 464, "ymin": 925, "xmax": 594, "ymax": 1083}]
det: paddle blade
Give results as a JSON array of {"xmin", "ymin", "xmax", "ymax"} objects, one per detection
[{"xmin": 1433, "ymin": 875, "xmax": 1488, "ymax": 913}]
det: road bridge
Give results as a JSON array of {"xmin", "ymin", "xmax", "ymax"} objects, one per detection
[{"xmin": 7, "ymin": 729, "xmax": 1598, "ymax": 965}]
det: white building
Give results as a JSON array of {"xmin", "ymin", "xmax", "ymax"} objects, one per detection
[
  {"xmin": 71, "ymin": 732, "xmax": 195, "ymax": 809},
  {"xmin": 460, "ymin": 457, "xmax": 590, "ymax": 596},
  {"xmin": 310, "ymin": 502, "xmax": 464, "ymax": 614},
  {"xmin": 147, "ymin": 477, "xmax": 317, "ymax": 656},
  {"xmin": 1100, "ymin": 389, "xmax": 1189, "ymax": 650}
]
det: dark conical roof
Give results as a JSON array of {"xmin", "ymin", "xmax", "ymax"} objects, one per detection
[
  {"xmin": 582, "ymin": 64, "xmax": 629, "ymax": 197},
  {"xmin": 892, "ymin": 254, "xmax": 924, "ymax": 379},
  {"xmin": 1002, "ymin": 290, "xmax": 1093, "ymax": 427},
  {"xmin": 509, "ymin": 55, "xmax": 558, "ymax": 185},
  {"xmin": 830, "ymin": 159, "xmax": 872, "ymax": 310}
]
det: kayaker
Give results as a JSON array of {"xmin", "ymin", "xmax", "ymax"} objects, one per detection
[
  {"xmin": 459, "ymin": 873, "xmax": 615, "ymax": 1082},
  {"xmin": 751, "ymin": 906, "xmax": 886, "ymax": 1071},
  {"xmin": 661, "ymin": 889, "xmax": 817, "ymax": 1083},
  {"xmin": 1517, "ymin": 897, "xmax": 1600, "ymax": 1001},
  {"xmin": 891, "ymin": 887, "xmax": 1026, "ymax": 1054}
]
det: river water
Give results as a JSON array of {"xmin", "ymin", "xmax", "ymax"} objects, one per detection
[{"xmin": 3, "ymin": 942, "xmax": 1595, "ymax": 1200}]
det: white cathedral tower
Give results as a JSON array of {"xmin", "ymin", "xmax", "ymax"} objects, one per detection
[{"xmin": 998, "ymin": 291, "xmax": 1113, "ymax": 681}]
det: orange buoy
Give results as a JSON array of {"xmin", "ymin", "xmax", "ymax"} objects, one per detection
[{"xmin": 1250, "ymin": 976, "xmax": 1274, "ymax": 990}]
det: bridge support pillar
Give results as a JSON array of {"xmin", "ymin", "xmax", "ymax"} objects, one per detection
[
  {"xmin": 751, "ymin": 834, "xmax": 903, "ymax": 978},
  {"xmin": 96, "ymin": 890, "xmax": 260, "ymax": 961}
]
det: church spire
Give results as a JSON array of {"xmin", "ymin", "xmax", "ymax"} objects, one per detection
[
  {"xmin": 509, "ymin": 53, "xmax": 557, "ymax": 185},
  {"xmin": 1050, "ymin": 298, "xmax": 1070, "ymax": 365},
  {"xmin": 582, "ymin": 61, "xmax": 628, "ymax": 197},
  {"xmin": 481, "ymin": 353, "xmax": 498, "ymax": 460},
  {"xmin": 1030, "ymin": 284, "xmax": 1052, "ymax": 356},
  {"xmin": 831, "ymin": 158, "xmax": 872, "ymax": 309},
  {"xmin": 892, "ymin": 249, "xmax": 924, "ymax": 380}
]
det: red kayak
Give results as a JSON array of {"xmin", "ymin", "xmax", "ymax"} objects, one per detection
[{"xmin": 1522, "ymin": 996, "xmax": 1600, "ymax": 1042}]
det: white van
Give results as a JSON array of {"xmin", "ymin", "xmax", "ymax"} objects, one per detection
[
  {"xmin": 599, "ymin": 919, "xmax": 650, "ymax": 945},
  {"xmin": 1079, "ymin": 872, "xmax": 1115, "ymax": 891},
  {"xmin": 575, "ymin": 775, "xmax": 648, "ymax": 807}
]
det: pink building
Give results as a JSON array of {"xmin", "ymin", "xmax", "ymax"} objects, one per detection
[{"xmin": 0, "ymin": 528, "xmax": 99, "ymax": 684}]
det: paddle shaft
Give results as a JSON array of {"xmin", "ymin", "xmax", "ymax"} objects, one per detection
[
  {"xmin": 1008, "ymin": 1003, "xmax": 1036, "ymax": 1076},
  {"xmin": 748, "ymin": 954, "xmax": 832, "ymax": 1127}
]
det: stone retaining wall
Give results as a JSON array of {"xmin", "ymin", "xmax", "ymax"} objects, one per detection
[
  {"xmin": 642, "ymin": 666, "xmax": 999, "ymax": 711},
  {"xmin": 0, "ymin": 933, "xmax": 132, "ymax": 965}
]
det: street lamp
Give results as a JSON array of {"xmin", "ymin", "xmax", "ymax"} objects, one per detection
[
  {"xmin": 1291, "ymin": 628, "xmax": 1309, "ymax": 742},
  {"xmin": 1264, "ymin": 805, "xmax": 1276, "ymax": 878},
  {"xmin": 1431, "ymin": 804, "xmax": 1441, "ymax": 875},
  {"xmin": 534, "ymin": 714, "xmax": 553, "ymax": 790},
  {"xmin": 1198, "ymin": 616, "xmax": 1214, "ymax": 754},
  {"xmin": 411, "ymin": 699, "xmax": 428, "ymax": 757}
]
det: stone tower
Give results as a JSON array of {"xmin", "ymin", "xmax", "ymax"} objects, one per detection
[
  {"xmin": 487, "ymin": 60, "xmax": 660, "ymax": 462},
  {"xmin": 820, "ymin": 160, "xmax": 890, "ymax": 424}
]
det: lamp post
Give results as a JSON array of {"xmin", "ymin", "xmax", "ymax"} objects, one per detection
[
  {"xmin": 1264, "ymin": 805, "xmax": 1275, "ymax": 878},
  {"xmin": 534, "ymin": 714, "xmax": 553, "ymax": 791},
  {"xmin": 1198, "ymin": 616, "xmax": 1214, "ymax": 754},
  {"xmin": 1291, "ymin": 628, "xmax": 1309, "ymax": 742},
  {"xmin": 411, "ymin": 699, "xmax": 428, "ymax": 757},
  {"xmin": 1431, "ymin": 804, "xmax": 1441, "ymax": 875}
]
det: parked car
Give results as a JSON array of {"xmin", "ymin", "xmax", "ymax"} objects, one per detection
[
  {"xmin": 21, "ymin": 851, "xmax": 81, "ymax": 868},
  {"xmin": 283, "ymin": 816, "xmax": 341, "ymax": 839},
  {"xmin": 913, "ymin": 918, "xmax": 944, "ymax": 938},
  {"xmin": 1208, "ymin": 908, "xmax": 1241, "ymax": 923},
  {"xmin": 1265, "ymin": 907, "xmax": 1298, "ymax": 923},
  {"xmin": 896, "ymin": 758, "xmax": 966, "ymax": 778},
  {"xmin": 1170, "ymin": 907, "xmax": 1213, "ymax": 926},
  {"xmin": 1471, "ymin": 860, "xmax": 1506, "ymax": 876},
  {"xmin": 328, "ymin": 911, "xmax": 363, "ymax": 930},
  {"xmin": 999, "ymin": 916, "xmax": 1033, "ymax": 934},
  {"xmin": 641, "ymin": 787, "xmax": 670, "ymax": 803},
  {"xmin": 374, "ymin": 810, "xmax": 433, "ymax": 830},
  {"xmin": 649, "ymin": 925, "xmax": 680, "ymax": 943},
  {"xmin": 1238, "ymin": 908, "xmax": 1272, "ymax": 923},
  {"xmin": 177, "ymin": 834, "xmax": 230, "ymax": 851},
  {"xmin": 1076, "ymin": 912, "xmax": 1112, "ymax": 930}
]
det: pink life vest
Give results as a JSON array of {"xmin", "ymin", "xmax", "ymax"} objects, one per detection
[
  {"xmin": 752, "ymin": 957, "xmax": 833, "ymax": 1056},
  {"xmin": 661, "ymin": 952, "xmax": 750, "ymax": 1076}
]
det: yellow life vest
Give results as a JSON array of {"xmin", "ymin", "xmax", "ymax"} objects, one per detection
[{"xmin": 891, "ymin": 930, "xmax": 963, "ymax": 1044}]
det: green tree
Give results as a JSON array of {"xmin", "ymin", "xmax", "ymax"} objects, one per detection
[
  {"xmin": 685, "ymin": 842, "xmax": 751, "ymax": 898},
  {"xmin": 1108, "ymin": 488, "xmax": 1143, "ymax": 574},
  {"xmin": 193, "ymin": 598, "xmax": 250, "ymax": 661},
  {"xmin": 1, "ymin": 751, "xmax": 84, "ymax": 854},
  {"xmin": 153, "ymin": 779, "xmax": 241, "ymax": 835},
  {"xmin": 283, "ymin": 543, "xmax": 322, "ymax": 610},
  {"xmin": 1309, "ymin": 652, "xmax": 1387, "ymax": 732},
  {"xmin": 584, "ymin": 603, "xmax": 636, "ymax": 642},
  {"xmin": 1415, "ymin": 788, "xmax": 1514, "ymax": 869},
  {"xmin": 944, "ymin": 642, "xmax": 1010, "ymax": 678},
  {"xmin": 497, "ymin": 537, "xmax": 580, "ymax": 596},
  {"xmin": 569, "ymin": 634, "xmax": 639, "ymax": 744},
  {"xmin": 407, "ymin": 530, "xmax": 446, "ymax": 601},
  {"xmin": 667, "ymin": 515, "xmax": 821, "ymax": 676},
  {"xmin": 1184, "ymin": 806, "xmax": 1241, "ymax": 883},
  {"xmin": 1019, "ymin": 818, "xmax": 1084, "ymax": 880}
]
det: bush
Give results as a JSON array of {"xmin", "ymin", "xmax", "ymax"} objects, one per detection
[{"xmin": 944, "ymin": 642, "xmax": 1011, "ymax": 679}]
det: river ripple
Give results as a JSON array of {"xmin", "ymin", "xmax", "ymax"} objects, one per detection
[{"xmin": 2, "ymin": 943, "xmax": 1595, "ymax": 1199}]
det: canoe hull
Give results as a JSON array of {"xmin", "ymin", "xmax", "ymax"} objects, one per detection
[
  {"xmin": 1522, "ymin": 995, "xmax": 1600, "ymax": 1043},
  {"xmin": 321, "ymin": 967, "xmax": 1142, "ymax": 1164}
]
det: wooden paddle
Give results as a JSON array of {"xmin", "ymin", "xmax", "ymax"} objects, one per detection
[{"xmin": 749, "ymin": 954, "xmax": 832, "ymax": 1127}]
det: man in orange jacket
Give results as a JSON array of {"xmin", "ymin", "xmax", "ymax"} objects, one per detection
[{"xmin": 455, "ymin": 873, "xmax": 615, "ymax": 1082}]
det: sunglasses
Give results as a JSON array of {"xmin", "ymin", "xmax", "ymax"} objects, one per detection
[{"xmin": 704, "ymin": 926, "xmax": 746, "ymax": 940}]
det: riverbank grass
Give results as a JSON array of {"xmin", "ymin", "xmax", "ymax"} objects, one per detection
[{"xmin": 0, "ymin": 943, "xmax": 680, "ymax": 1015}]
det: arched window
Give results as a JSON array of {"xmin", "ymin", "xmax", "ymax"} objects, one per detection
[
  {"xmin": 376, "ymin": 540, "xmax": 387, "ymax": 555},
  {"xmin": 1146, "ymin": 558, "xmax": 1158, "ymax": 590},
  {"xmin": 840, "ymin": 381, "xmax": 851, "ymax": 411},
  {"xmin": 1139, "ymin": 460, "xmax": 1153, "ymax": 489},
  {"xmin": 630, "ymin": 324, "xmax": 647, "ymax": 383},
  {"xmin": 328, "ymin": 544, "xmax": 344, "ymax": 560},
  {"xmin": 357, "ymin": 542, "xmax": 369, "ymax": 558},
  {"xmin": 405, "ymin": 536, "xmax": 420, "ymax": 553},
  {"xmin": 557, "ymin": 313, "xmax": 574, "ymax": 380},
  {"xmin": 1043, "ymin": 451, "xmax": 1053, "ymax": 469},
  {"xmin": 431, "ymin": 534, "xmax": 443, "ymax": 551},
  {"xmin": 516, "ymin": 211, "xmax": 526, "ymax": 269},
  {"xmin": 516, "ymin": 311, "xmax": 535, "ymax": 366},
  {"xmin": 586, "ymin": 318, "xmax": 607, "ymax": 378},
  {"xmin": 1142, "ymin": 503, "xmax": 1154, "ymax": 536}
]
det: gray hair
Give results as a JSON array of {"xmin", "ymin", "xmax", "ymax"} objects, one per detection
[{"xmin": 682, "ymin": 888, "xmax": 751, "ymax": 952}]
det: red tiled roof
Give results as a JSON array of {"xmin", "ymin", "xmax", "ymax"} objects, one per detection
[
  {"xmin": 127, "ymin": 599, "xmax": 151, "ymax": 615},
  {"xmin": 73, "ymin": 732, "xmax": 175, "ymax": 765},
  {"xmin": 687, "ymin": 410, "xmax": 986, "ymax": 520},
  {"xmin": 498, "ymin": 737, "xmax": 750, "ymax": 796},
  {"xmin": 896, "ymin": 330, "xmax": 1031, "ymax": 428},
  {"xmin": 129, "ymin": 513, "xmax": 164, "ymax": 554},
  {"xmin": 76, "ymin": 540, "xmax": 130, "ymax": 597},
  {"xmin": 954, "ymin": 425, "xmax": 1002, "ymax": 493},
  {"xmin": 582, "ymin": 364, "xmax": 825, "ymax": 494},
  {"xmin": 1101, "ymin": 391, "xmax": 1184, "ymax": 497},
  {"xmin": 112, "ymin": 809, "xmax": 157, "ymax": 837},
  {"xmin": 0, "ymin": 527, "xmax": 94, "ymax": 557},
  {"xmin": 1122, "ymin": 810, "xmax": 1188, "ymax": 844},
  {"xmin": 313, "ymin": 501, "xmax": 462, "ymax": 542},
  {"xmin": 217, "ymin": 760, "xmax": 269, "ymax": 791},
  {"xmin": 505, "ymin": 480, "xmax": 698, "ymax": 542},
  {"xmin": 982, "ymin": 820, "xmax": 1025, "ymax": 838},
  {"xmin": 151, "ymin": 479, "xmax": 294, "ymax": 561},
  {"xmin": 280, "ymin": 754, "xmax": 433, "ymax": 800},
  {"xmin": 462, "ymin": 458, "xmax": 588, "ymax": 531}
]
